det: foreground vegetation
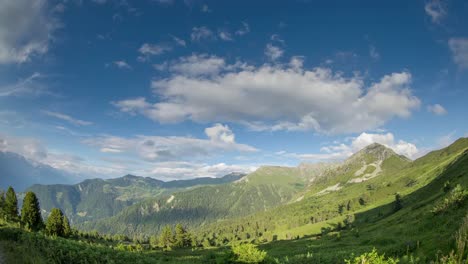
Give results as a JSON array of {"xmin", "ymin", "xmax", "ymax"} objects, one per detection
[{"xmin": 0, "ymin": 139, "xmax": 467, "ymax": 263}]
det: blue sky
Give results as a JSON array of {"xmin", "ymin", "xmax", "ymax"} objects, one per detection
[{"xmin": 1, "ymin": 0, "xmax": 467, "ymax": 181}]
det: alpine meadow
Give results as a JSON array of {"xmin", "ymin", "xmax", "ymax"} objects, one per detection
[{"xmin": 0, "ymin": 0, "xmax": 467, "ymax": 264}]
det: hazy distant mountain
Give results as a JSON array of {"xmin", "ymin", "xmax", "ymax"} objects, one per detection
[
  {"xmin": 28, "ymin": 172, "xmax": 245, "ymax": 223},
  {"xmin": 0, "ymin": 151, "xmax": 76, "ymax": 192}
]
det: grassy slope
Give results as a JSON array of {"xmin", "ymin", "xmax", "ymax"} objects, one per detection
[
  {"xmin": 83, "ymin": 166, "xmax": 308, "ymax": 236},
  {"xmin": 193, "ymin": 139, "xmax": 468, "ymax": 262},
  {"xmin": 1, "ymin": 139, "xmax": 466, "ymax": 263},
  {"xmin": 0, "ymin": 141, "xmax": 466, "ymax": 263},
  {"xmin": 28, "ymin": 173, "xmax": 245, "ymax": 224},
  {"xmin": 259, "ymin": 145, "xmax": 468, "ymax": 262}
]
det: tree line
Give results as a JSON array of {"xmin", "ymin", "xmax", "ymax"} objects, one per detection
[{"xmin": 0, "ymin": 186, "xmax": 71, "ymax": 237}]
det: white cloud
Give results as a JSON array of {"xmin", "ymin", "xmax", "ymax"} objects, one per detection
[
  {"xmin": 205, "ymin": 123, "xmax": 235, "ymax": 143},
  {"xmin": 144, "ymin": 161, "xmax": 256, "ymax": 181},
  {"xmin": 0, "ymin": 73, "xmax": 48, "ymax": 97},
  {"xmin": 235, "ymin": 22, "xmax": 250, "ymax": 36},
  {"xmin": 138, "ymin": 43, "xmax": 172, "ymax": 61},
  {"xmin": 219, "ymin": 30, "xmax": 233, "ymax": 41},
  {"xmin": 265, "ymin": 44, "xmax": 284, "ymax": 61},
  {"xmin": 191, "ymin": 26, "xmax": 214, "ymax": 42},
  {"xmin": 166, "ymin": 54, "xmax": 227, "ymax": 76},
  {"xmin": 278, "ymin": 132, "xmax": 419, "ymax": 161},
  {"xmin": 0, "ymin": 0, "xmax": 60, "ymax": 64},
  {"xmin": 427, "ymin": 104, "xmax": 447, "ymax": 115},
  {"xmin": 115, "ymin": 56, "xmax": 420, "ymax": 134},
  {"xmin": 170, "ymin": 35, "xmax": 186, "ymax": 47},
  {"xmin": 83, "ymin": 124, "xmax": 257, "ymax": 162},
  {"xmin": 425, "ymin": 0, "xmax": 446, "ymax": 24},
  {"xmin": 113, "ymin": 60, "xmax": 131, "ymax": 69},
  {"xmin": 289, "ymin": 56, "xmax": 304, "ymax": 70},
  {"xmin": 448, "ymin": 38, "xmax": 468, "ymax": 69},
  {"xmin": 0, "ymin": 133, "xmax": 121, "ymax": 178},
  {"xmin": 42, "ymin": 110, "xmax": 93, "ymax": 126}
]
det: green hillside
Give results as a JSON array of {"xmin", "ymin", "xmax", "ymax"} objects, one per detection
[
  {"xmin": 0, "ymin": 139, "xmax": 466, "ymax": 263},
  {"xmin": 81, "ymin": 166, "xmax": 310, "ymax": 235},
  {"xmin": 28, "ymin": 173, "xmax": 245, "ymax": 224},
  {"xmin": 81, "ymin": 143, "xmax": 411, "ymax": 237},
  {"xmin": 193, "ymin": 138, "xmax": 468, "ymax": 261}
]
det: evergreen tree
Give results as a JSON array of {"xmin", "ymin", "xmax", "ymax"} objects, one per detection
[
  {"xmin": 394, "ymin": 193, "xmax": 403, "ymax": 212},
  {"xmin": 149, "ymin": 235, "xmax": 159, "ymax": 249},
  {"xmin": 21, "ymin": 191, "xmax": 43, "ymax": 231},
  {"xmin": 174, "ymin": 223, "xmax": 190, "ymax": 248},
  {"xmin": 0, "ymin": 190, "xmax": 5, "ymax": 220},
  {"xmin": 4, "ymin": 186, "xmax": 18, "ymax": 222},
  {"xmin": 159, "ymin": 225, "xmax": 173, "ymax": 250},
  {"xmin": 63, "ymin": 215, "xmax": 72, "ymax": 237},
  {"xmin": 46, "ymin": 208, "xmax": 65, "ymax": 236}
]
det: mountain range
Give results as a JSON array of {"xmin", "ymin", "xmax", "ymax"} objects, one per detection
[{"xmin": 1, "ymin": 138, "xmax": 467, "ymax": 263}]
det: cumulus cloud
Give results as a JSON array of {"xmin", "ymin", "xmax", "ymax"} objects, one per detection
[
  {"xmin": 0, "ymin": 0, "xmax": 60, "ymax": 64},
  {"xmin": 205, "ymin": 123, "xmax": 235, "ymax": 143},
  {"xmin": 278, "ymin": 132, "xmax": 419, "ymax": 161},
  {"xmin": 115, "ymin": 55, "xmax": 420, "ymax": 134},
  {"xmin": 138, "ymin": 43, "xmax": 172, "ymax": 61},
  {"xmin": 427, "ymin": 104, "xmax": 447, "ymax": 115},
  {"xmin": 448, "ymin": 38, "xmax": 468, "ymax": 69},
  {"xmin": 42, "ymin": 110, "xmax": 93, "ymax": 126},
  {"xmin": 82, "ymin": 124, "xmax": 257, "ymax": 162},
  {"xmin": 191, "ymin": 26, "xmax": 214, "ymax": 41},
  {"xmin": 265, "ymin": 44, "xmax": 284, "ymax": 61},
  {"xmin": 425, "ymin": 0, "xmax": 447, "ymax": 24}
]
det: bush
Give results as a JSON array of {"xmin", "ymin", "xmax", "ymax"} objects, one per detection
[
  {"xmin": 345, "ymin": 248, "xmax": 399, "ymax": 264},
  {"xmin": 432, "ymin": 184, "xmax": 468, "ymax": 215},
  {"xmin": 231, "ymin": 243, "xmax": 267, "ymax": 263}
]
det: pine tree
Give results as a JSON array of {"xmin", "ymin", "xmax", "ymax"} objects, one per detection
[
  {"xmin": 21, "ymin": 192, "xmax": 43, "ymax": 231},
  {"xmin": 159, "ymin": 225, "xmax": 173, "ymax": 250},
  {"xmin": 63, "ymin": 215, "xmax": 72, "ymax": 237},
  {"xmin": 46, "ymin": 208, "xmax": 64, "ymax": 236},
  {"xmin": 0, "ymin": 190, "xmax": 5, "ymax": 220},
  {"xmin": 4, "ymin": 186, "xmax": 18, "ymax": 222},
  {"xmin": 394, "ymin": 193, "xmax": 403, "ymax": 212},
  {"xmin": 174, "ymin": 223, "xmax": 189, "ymax": 248},
  {"xmin": 149, "ymin": 235, "xmax": 159, "ymax": 249}
]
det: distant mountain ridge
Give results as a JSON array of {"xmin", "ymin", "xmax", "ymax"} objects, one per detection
[
  {"xmin": 28, "ymin": 172, "xmax": 246, "ymax": 223},
  {"xmin": 82, "ymin": 143, "xmax": 411, "ymax": 236}
]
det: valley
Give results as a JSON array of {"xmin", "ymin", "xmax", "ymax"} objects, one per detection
[{"xmin": 0, "ymin": 139, "xmax": 467, "ymax": 263}]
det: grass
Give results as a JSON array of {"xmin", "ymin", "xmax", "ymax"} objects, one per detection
[{"xmin": 1, "ymin": 140, "xmax": 467, "ymax": 263}]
